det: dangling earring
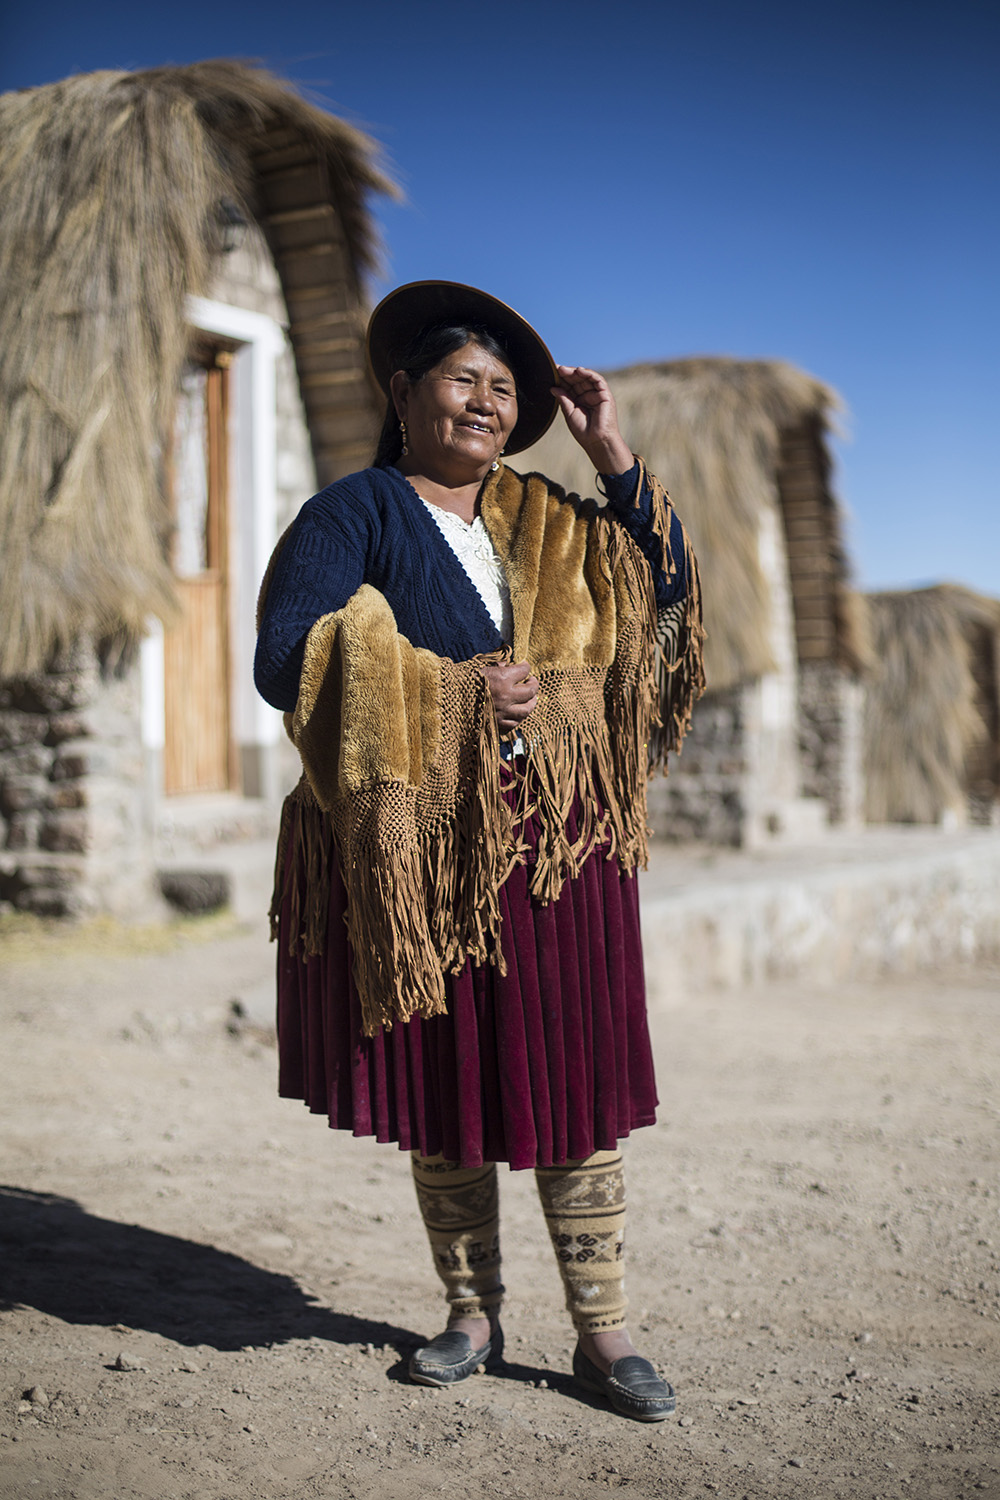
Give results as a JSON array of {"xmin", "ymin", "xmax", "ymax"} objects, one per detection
[
  {"xmin": 399, "ymin": 420, "xmax": 408, "ymax": 457},
  {"xmin": 491, "ymin": 446, "xmax": 505, "ymax": 473}
]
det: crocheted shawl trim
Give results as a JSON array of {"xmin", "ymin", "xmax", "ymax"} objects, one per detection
[{"xmin": 267, "ymin": 460, "xmax": 704, "ymax": 1035}]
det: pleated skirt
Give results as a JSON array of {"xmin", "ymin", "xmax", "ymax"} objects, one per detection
[{"xmin": 274, "ymin": 783, "xmax": 658, "ymax": 1170}]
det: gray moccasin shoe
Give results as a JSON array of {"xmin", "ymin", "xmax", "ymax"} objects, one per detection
[
  {"xmin": 572, "ymin": 1345, "xmax": 676, "ymax": 1421},
  {"xmin": 409, "ymin": 1324, "xmax": 504, "ymax": 1387}
]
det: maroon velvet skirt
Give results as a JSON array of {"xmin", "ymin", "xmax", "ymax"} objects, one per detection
[{"xmin": 274, "ymin": 784, "xmax": 658, "ymax": 1170}]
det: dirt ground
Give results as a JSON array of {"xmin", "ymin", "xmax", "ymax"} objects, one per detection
[{"xmin": 1, "ymin": 906, "xmax": 998, "ymax": 1500}]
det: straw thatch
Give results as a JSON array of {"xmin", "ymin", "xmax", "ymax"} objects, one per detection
[
  {"xmin": 0, "ymin": 60, "xmax": 392, "ymax": 678},
  {"xmin": 517, "ymin": 358, "xmax": 863, "ymax": 691},
  {"xmin": 863, "ymin": 585, "xmax": 1000, "ymax": 823}
]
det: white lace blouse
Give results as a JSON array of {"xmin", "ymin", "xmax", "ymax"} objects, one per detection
[
  {"xmin": 421, "ymin": 499, "xmax": 524, "ymax": 752},
  {"xmin": 420, "ymin": 499, "xmax": 514, "ymax": 645}
]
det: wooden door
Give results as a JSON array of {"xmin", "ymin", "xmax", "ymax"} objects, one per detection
[{"xmin": 163, "ymin": 348, "xmax": 237, "ymax": 795}]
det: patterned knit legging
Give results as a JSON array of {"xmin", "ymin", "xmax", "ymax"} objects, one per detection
[{"xmin": 411, "ymin": 1150, "xmax": 628, "ymax": 1335}]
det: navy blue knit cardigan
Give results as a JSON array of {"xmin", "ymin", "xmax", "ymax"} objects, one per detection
[{"xmin": 254, "ymin": 461, "xmax": 688, "ymax": 714}]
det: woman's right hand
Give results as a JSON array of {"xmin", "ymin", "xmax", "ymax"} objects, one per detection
[{"xmin": 483, "ymin": 660, "xmax": 539, "ymax": 735}]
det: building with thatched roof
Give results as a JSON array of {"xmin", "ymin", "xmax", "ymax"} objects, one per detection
[
  {"xmin": 0, "ymin": 61, "xmax": 391, "ymax": 917},
  {"xmin": 518, "ymin": 358, "xmax": 868, "ymax": 846},
  {"xmin": 863, "ymin": 585, "xmax": 1000, "ymax": 827}
]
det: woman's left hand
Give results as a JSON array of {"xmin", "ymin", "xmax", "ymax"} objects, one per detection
[{"xmin": 552, "ymin": 365, "xmax": 634, "ymax": 476}]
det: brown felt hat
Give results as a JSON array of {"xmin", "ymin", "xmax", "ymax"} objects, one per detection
[{"xmin": 366, "ymin": 280, "xmax": 559, "ymax": 455}]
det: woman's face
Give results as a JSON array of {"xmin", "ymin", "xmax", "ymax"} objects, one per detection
[{"xmin": 393, "ymin": 341, "xmax": 518, "ymax": 477}]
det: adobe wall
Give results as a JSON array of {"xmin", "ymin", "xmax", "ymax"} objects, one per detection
[
  {"xmin": 208, "ymin": 231, "xmax": 318, "ymax": 532},
  {"xmin": 206, "ymin": 235, "xmax": 315, "ymax": 800},
  {"xmin": 641, "ymin": 827, "xmax": 1000, "ymax": 998}
]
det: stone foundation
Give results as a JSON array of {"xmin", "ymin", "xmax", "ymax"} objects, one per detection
[
  {"xmin": 798, "ymin": 661, "xmax": 864, "ymax": 826},
  {"xmin": 650, "ymin": 681, "xmax": 830, "ymax": 848},
  {"xmin": 648, "ymin": 687, "xmax": 747, "ymax": 845},
  {"xmin": 0, "ymin": 643, "xmax": 163, "ymax": 920}
]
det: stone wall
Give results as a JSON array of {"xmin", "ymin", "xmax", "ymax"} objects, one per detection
[
  {"xmin": 648, "ymin": 687, "xmax": 748, "ymax": 845},
  {"xmin": 798, "ymin": 661, "xmax": 864, "ymax": 826},
  {"xmin": 651, "ymin": 675, "xmax": 838, "ymax": 849},
  {"xmin": 0, "ymin": 643, "xmax": 162, "ymax": 919}
]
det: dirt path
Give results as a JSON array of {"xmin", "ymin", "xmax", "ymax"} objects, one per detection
[{"xmin": 1, "ymin": 912, "xmax": 998, "ymax": 1500}]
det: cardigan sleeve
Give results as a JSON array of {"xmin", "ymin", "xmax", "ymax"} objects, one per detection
[
  {"xmin": 598, "ymin": 461, "xmax": 689, "ymax": 613},
  {"xmin": 254, "ymin": 489, "xmax": 372, "ymax": 713}
]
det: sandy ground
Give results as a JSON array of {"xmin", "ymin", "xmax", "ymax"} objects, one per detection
[{"xmin": 1, "ymin": 907, "xmax": 998, "ymax": 1500}]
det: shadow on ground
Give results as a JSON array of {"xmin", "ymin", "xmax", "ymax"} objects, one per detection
[{"xmin": 0, "ymin": 1184, "xmax": 417, "ymax": 1355}]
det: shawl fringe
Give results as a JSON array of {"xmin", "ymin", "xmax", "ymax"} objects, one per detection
[{"xmin": 632, "ymin": 458, "xmax": 707, "ymax": 769}]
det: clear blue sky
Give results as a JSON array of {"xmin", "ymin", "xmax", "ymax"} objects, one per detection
[{"xmin": 4, "ymin": 0, "xmax": 998, "ymax": 594}]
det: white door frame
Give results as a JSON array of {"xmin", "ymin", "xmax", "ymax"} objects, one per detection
[{"xmin": 140, "ymin": 296, "xmax": 284, "ymax": 800}]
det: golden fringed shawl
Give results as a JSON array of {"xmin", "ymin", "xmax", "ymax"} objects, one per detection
[{"xmin": 266, "ymin": 460, "xmax": 704, "ymax": 1036}]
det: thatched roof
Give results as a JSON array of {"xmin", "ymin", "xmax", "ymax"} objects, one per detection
[
  {"xmin": 863, "ymin": 585, "xmax": 1000, "ymax": 824},
  {"xmin": 516, "ymin": 358, "xmax": 865, "ymax": 691},
  {"xmin": 0, "ymin": 60, "xmax": 393, "ymax": 678}
]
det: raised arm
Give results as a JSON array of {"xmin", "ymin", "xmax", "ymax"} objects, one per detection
[
  {"xmin": 552, "ymin": 364, "xmax": 688, "ymax": 611},
  {"xmin": 552, "ymin": 363, "xmax": 634, "ymax": 477}
]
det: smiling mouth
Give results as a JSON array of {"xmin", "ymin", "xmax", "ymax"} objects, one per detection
[{"xmin": 460, "ymin": 422, "xmax": 493, "ymax": 434}]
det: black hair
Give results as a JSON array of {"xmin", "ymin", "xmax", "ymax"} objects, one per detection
[{"xmin": 371, "ymin": 321, "xmax": 516, "ymax": 468}]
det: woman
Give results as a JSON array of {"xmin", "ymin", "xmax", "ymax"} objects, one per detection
[{"xmin": 254, "ymin": 281, "xmax": 703, "ymax": 1421}]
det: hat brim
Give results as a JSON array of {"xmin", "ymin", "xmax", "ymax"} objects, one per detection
[{"xmin": 366, "ymin": 280, "xmax": 559, "ymax": 455}]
